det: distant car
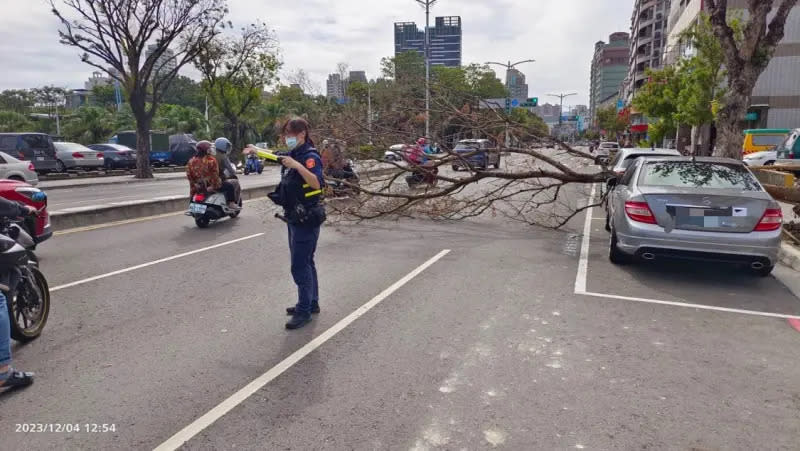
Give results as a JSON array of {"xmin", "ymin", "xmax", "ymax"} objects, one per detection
[
  {"xmin": 742, "ymin": 150, "xmax": 777, "ymax": 167},
  {"xmin": 384, "ymin": 144, "xmax": 408, "ymax": 162},
  {"xmin": 0, "ymin": 133, "xmax": 59, "ymax": 174},
  {"xmin": 775, "ymin": 128, "xmax": 800, "ymax": 169},
  {"xmin": 595, "ymin": 141, "xmax": 621, "ymax": 164},
  {"xmin": 606, "ymin": 156, "xmax": 782, "ymax": 276},
  {"xmin": 87, "ymin": 143, "xmax": 137, "ymax": 169},
  {"xmin": 452, "ymin": 139, "xmax": 501, "ymax": 171},
  {"xmin": 0, "ymin": 179, "xmax": 51, "ymax": 245},
  {"xmin": 53, "ymin": 142, "xmax": 104, "ymax": 172},
  {"xmin": 608, "ymin": 148, "xmax": 681, "ymax": 176},
  {"xmin": 0, "ymin": 152, "xmax": 39, "ymax": 185}
]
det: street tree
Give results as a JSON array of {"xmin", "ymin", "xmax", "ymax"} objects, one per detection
[
  {"xmin": 161, "ymin": 75, "xmax": 207, "ymax": 111},
  {"xmin": 154, "ymin": 104, "xmax": 207, "ymax": 136},
  {"xmin": 595, "ymin": 105, "xmax": 628, "ymax": 139},
  {"xmin": 0, "ymin": 111, "xmax": 36, "ymax": 133},
  {"xmin": 63, "ymin": 106, "xmax": 115, "ymax": 144},
  {"xmin": 197, "ymin": 22, "xmax": 280, "ymax": 154},
  {"xmin": 706, "ymin": 0, "xmax": 798, "ymax": 158},
  {"xmin": 633, "ymin": 66, "xmax": 681, "ymax": 146},
  {"xmin": 51, "ymin": 0, "xmax": 227, "ymax": 178},
  {"xmin": 91, "ymin": 84, "xmax": 118, "ymax": 109},
  {"xmin": 0, "ymin": 90, "xmax": 35, "ymax": 114}
]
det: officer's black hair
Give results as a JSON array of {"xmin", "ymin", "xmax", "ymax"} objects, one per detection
[{"xmin": 282, "ymin": 117, "xmax": 315, "ymax": 148}]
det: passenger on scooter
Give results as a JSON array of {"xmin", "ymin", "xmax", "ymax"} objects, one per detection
[
  {"xmin": 186, "ymin": 141, "xmax": 237, "ymax": 210},
  {"xmin": 213, "ymin": 137, "xmax": 241, "ymax": 206}
]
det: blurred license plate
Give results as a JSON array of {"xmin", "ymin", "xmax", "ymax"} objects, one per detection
[
  {"xmin": 669, "ymin": 205, "xmax": 732, "ymax": 228},
  {"xmin": 189, "ymin": 203, "xmax": 206, "ymax": 214},
  {"xmin": 36, "ymin": 157, "xmax": 44, "ymax": 161}
]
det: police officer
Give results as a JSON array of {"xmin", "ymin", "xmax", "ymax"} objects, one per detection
[{"xmin": 269, "ymin": 118, "xmax": 326, "ymax": 330}]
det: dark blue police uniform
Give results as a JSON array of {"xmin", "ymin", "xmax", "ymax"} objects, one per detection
[{"xmin": 278, "ymin": 142, "xmax": 325, "ymax": 319}]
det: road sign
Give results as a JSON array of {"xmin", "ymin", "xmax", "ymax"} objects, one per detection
[
  {"xmin": 511, "ymin": 99, "xmax": 520, "ymax": 107},
  {"xmin": 520, "ymin": 97, "xmax": 539, "ymax": 108},
  {"xmin": 616, "ymin": 99, "xmax": 624, "ymax": 112}
]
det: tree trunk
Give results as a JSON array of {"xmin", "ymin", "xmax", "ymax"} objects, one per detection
[
  {"xmin": 713, "ymin": 86, "xmax": 751, "ymax": 159},
  {"xmin": 135, "ymin": 118, "xmax": 154, "ymax": 179},
  {"xmin": 690, "ymin": 125, "xmax": 700, "ymax": 156}
]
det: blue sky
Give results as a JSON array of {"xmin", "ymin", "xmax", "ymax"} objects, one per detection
[{"xmin": 0, "ymin": 0, "xmax": 634, "ymax": 106}]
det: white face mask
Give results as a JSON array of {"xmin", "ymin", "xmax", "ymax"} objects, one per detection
[{"xmin": 285, "ymin": 136, "xmax": 298, "ymax": 149}]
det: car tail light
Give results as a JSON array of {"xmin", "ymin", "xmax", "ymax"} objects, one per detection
[
  {"xmin": 27, "ymin": 162, "xmax": 35, "ymax": 172},
  {"xmin": 72, "ymin": 152, "xmax": 84, "ymax": 158},
  {"xmin": 97, "ymin": 153, "xmax": 104, "ymax": 158},
  {"xmin": 625, "ymin": 201, "xmax": 657, "ymax": 224},
  {"xmin": 754, "ymin": 208, "xmax": 782, "ymax": 231},
  {"xmin": 193, "ymin": 194, "xmax": 206, "ymax": 202}
]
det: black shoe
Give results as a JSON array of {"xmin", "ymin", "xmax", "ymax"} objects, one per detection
[
  {"xmin": 0, "ymin": 369, "xmax": 34, "ymax": 390},
  {"xmin": 285, "ymin": 314, "xmax": 312, "ymax": 330},
  {"xmin": 286, "ymin": 306, "xmax": 320, "ymax": 315}
]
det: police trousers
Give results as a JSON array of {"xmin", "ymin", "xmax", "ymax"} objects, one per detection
[{"xmin": 288, "ymin": 223, "xmax": 320, "ymax": 317}]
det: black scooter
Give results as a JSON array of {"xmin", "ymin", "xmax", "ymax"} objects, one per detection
[{"xmin": 0, "ymin": 216, "xmax": 50, "ymax": 342}]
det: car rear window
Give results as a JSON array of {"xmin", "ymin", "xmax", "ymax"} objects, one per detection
[
  {"xmin": 0, "ymin": 136, "xmax": 17, "ymax": 150},
  {"xmin": 639, "ymin": 161, "xmax": 761, "ymax": 191},
  {"xmin": 751, "ymin": 135, "xmax": 785, "ymax": 147},
  {"xmin": 455, "ymin": 143, "xmax": 480, "ymax": 151},
  {"xmin": 55, "ymin": 142, "xmax": 88, "ymax": 151}
]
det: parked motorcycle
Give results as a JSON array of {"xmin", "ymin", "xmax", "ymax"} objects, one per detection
[
  {"xmin": 0, "ymin": 215, "xmax": 50, "ymax": 342},
  {"xmin": 244, "ymin": 153, "xmax": 264, "ymax": 175},
  {"xmin": 186, "ymin": 186, "xmax": 242, "ymax": 228}
]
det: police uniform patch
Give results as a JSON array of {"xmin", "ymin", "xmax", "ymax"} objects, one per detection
[{"xmin": 305, "ymin": 158, "xmax": 316, "ymax": 169}]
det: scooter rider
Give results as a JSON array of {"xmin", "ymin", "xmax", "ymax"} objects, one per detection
[
  {"xmin": 213, "ymin": 137, "xmax": 241, "ymax": 205},
  {"xmin": 267, "ymin": 118, "xmax": 326, "ymax": 330}
]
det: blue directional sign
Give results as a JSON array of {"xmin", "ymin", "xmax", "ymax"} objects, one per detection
[
  {"xmin": 616, "ymin": 99, "xmax": 624, "ymax": 112},
  {"xmin": 511, "ymin": 99, "xmax": 520, "ymax": 107}
]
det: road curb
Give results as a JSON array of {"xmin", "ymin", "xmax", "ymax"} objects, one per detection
[
  {"xmin": 778, "ymin": 241, "xmax": 800, "ymax": 272},
  {"xmin": 50, "ymin": 184, "xmax": 276, "ymax": 230},
  {"xmin": 40, "ymin": 174, "xmax": 190, "ymax": 191}
]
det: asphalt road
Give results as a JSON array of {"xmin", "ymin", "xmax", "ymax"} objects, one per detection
[{"xmin": 3, "ymin": 153, "xmax": 800, "ymax": 450}]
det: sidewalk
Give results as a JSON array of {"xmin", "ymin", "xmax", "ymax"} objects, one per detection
[{"xmin": 39, "ymin": 172, "xmax": 188, "ymax": 190}]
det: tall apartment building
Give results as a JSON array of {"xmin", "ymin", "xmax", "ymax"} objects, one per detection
[
  {"xmin": 666, "ymin": 0, "xmax": 800, "ymax": 129},
  {"xmin": 589, "ymin": 32, "xmax": 630, "ymax": 125},
  {"xmin": 394, "ymin": 16, "xmax": 462, "ymax": 67},
  {"xmin": 326, "ymin": 73, "xmax": 345, "ymax": 100},
  {"xmin": 348, "ymin": 71, "xmax": 367, "ymax": 84},
  {"xmin": 145, "ymin": 43, "xmax": 178, "ymax": 77},
  {"xmin": 506, "ymin": 68, "xmax": 528, "ymax": 100},
  {"xmin": 623, "ymin": 0, "xmax": 670, "ymax": 103}
]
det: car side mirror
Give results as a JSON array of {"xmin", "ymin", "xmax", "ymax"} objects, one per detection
[{"xmin": 607, "ymin": 176, "xmax": 618, "ymax": 188}]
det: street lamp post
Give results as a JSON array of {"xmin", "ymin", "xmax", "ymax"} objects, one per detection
[
  {"xmin": 548, "ymin": 92, "xmax": 577, "ymax": 125},
  {"xmin": 415, "ymin": 0, "xmax": 438, "ymax": 141},
  {"xmin": 486, "ymin": 59, "xmax": 535, "ymax": 148}
]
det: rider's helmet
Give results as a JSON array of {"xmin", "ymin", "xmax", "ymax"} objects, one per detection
[
  {"xmin": 417, "ymin": 137, "xmax": 426, "ymax": 146},
  {"xmin": 214, "ymin": 137, "xmax": 232, "ymax": 154},
  {"xmin": 195, "ymin": 140, "xmax": 213, "ymax": 155}
]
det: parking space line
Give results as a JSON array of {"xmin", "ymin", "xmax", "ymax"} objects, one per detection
[
  {"xmin": 153, "ymin": 249, "xmax": 451, "ymax": 451},
  {"xmin": 579, "ymin": 291, "xmax": 800, "ymax": 320},
  {"xmin": 50, "ymin": 233, "xmax": 265, "ymax": 292},
  {"xmin": 574, "ymin": 185, "xmax": 800, "ymax": 320},
  {"xmin": 574, "ymin": 184, "xmax": 595, "ymax": 294}
]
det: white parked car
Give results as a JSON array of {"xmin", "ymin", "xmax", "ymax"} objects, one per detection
[
  {"xmin": 742, "ymin": 150, "xmax": 777, "ymax": 167},
  {"xmin": 0, "ymin": 151, "xmax": 39, "ymax": 185},
  {"xmin": 595, "ymin": 141, "xmax": 620, "ymax": 164}
]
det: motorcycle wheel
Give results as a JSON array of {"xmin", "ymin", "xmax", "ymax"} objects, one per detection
[
  {"xmin": 8, "ymin": 267, "xmax": 50, "ymax": 342},
  {"xmin": 195, "ymin": 217, "xmax": 210, "ymax": 228},
  {"xmin": 244, "ymin": 167, "xmax": 250, "ymax": 175},
  {"xmin": 257, "ymin": 167, "xmax": 263, "ymax": 174}
]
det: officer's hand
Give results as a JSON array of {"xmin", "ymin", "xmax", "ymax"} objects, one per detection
[{"xmin": 280, "ymin": 156, "xmax": 301, "ymax": 170}]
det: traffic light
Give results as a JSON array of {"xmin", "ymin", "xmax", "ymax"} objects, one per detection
[
  {"xmin": 521, "ymin": 97, "xmax": 539, "ymax": 108},
  {"xmin": 505, "ymin": 98, "xmax": 512, "ymax": 113}
]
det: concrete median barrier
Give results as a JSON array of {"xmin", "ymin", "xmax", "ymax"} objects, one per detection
[
  {"xmin": 50, "ymin": 183, "xmax": 277, "ymax": 230},
  {"xmin": 48, "ymin": 166, "xmax": 396, "ymax": 230}
]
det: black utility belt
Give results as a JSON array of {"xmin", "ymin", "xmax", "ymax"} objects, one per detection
[{"xmin": 286, "ymin": 204, "xmax": 326, "ymax": 227}]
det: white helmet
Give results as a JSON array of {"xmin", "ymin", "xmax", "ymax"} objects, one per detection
[{"xmin": 214, "ymin": 137, "xmax": 232, "ymax": 153}]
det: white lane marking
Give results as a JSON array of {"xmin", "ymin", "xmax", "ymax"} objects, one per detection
[
  {"xmin": 153, "ymin": 249, "xmax": 451, "ymax": 451},
  {"xmin": 579, "ymin": 291, "xmax": 800, "ymax": 320},
  {"xmin": 574, "ymin": 184, "xmax": 596, "ymax": 294},
  {"xmin": 50, "ymin": 233, "xmax": 265, "ymax": 292}
]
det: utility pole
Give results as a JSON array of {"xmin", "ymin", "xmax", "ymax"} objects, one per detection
[
  {"xmin": 486, "ymin": 59, "xmax": 535, "ymax": 148},
  {"xmin": 367, "ymin": 81, "xmax": 373, "ymax": 145},
  {"xmin": 548, "ymin": 92, "xmax": 577, "ymax": 125},
  {"xmin": 415, "ymin": 0, "xmax": 437, "ymax": 141}
]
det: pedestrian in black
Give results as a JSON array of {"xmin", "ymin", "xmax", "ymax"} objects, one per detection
[{"xmin": 268, "ymin": 118, "xmax": 326, "ymax": 330}]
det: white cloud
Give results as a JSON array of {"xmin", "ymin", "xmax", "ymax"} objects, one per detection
[{"xmin": 0, "ymin": 0, "xmax": 634, "ymax": 105}]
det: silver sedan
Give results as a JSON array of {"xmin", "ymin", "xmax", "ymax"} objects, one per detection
[
  {"xmin": 53, "ymin": 142, "xmax": 105, "ymax": 172},
  {"xmin": 0, "ymin": 151, "xmax": 39, "ymax": 185},
  {"xmin": 606, "ymin": 156, "xmax": 782, "ymax": 276}
]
